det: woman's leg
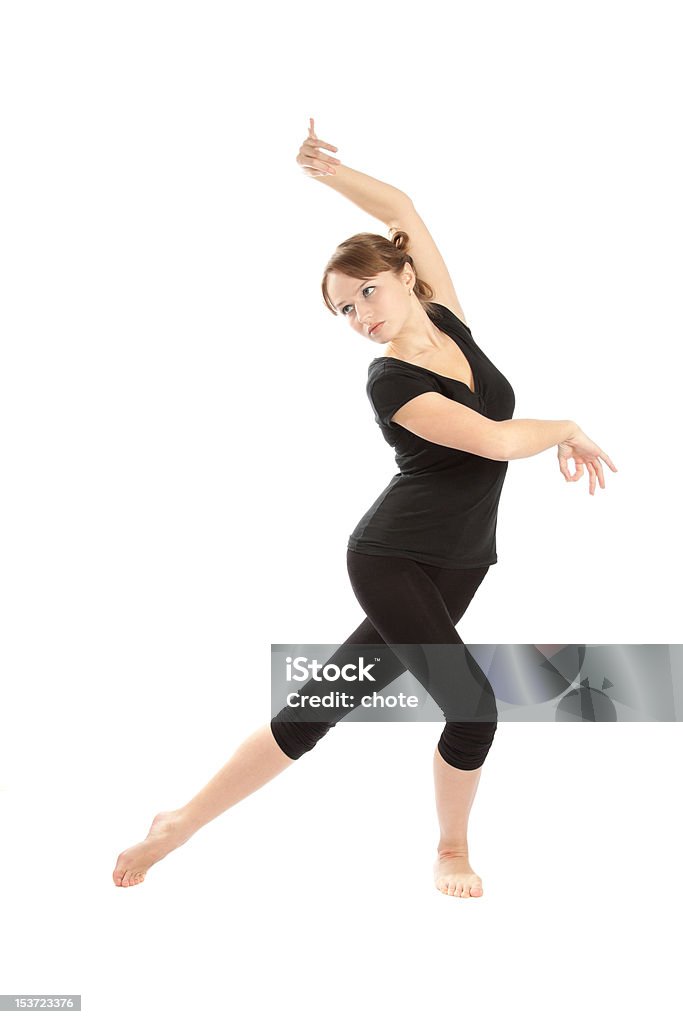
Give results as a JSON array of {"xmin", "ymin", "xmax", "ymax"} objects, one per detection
[
  {"xmin": 112, "ymin": 724, "xmax": 294, "ymax": 886},
  {"xmin": 113, "ymin": 552, "xmax": 494, "ymax": 889},
  {"xmin": 409, "ymin": 560, "xmax": 496, "ymax": 892},
  {"xmin": 346, "ymin": 552, "xmax": 497, "ymax": 762},
  {"xmin": 345, "ymin": 550, "xmax": 496, "ymax": 898},
  {"xmin": 269, "ymin": 615, "xmax": 413, "ymax": 759},
  {"xmin": 113, "ymin": 611, "xmax": 412, "ymax": 887},
  {"xmin": 432, "ymin": 750, "xmax": 484, "ymax": 896},
  {"xmin": 271, "ymin": 554, "xmax": 495, "ymax": 762}
]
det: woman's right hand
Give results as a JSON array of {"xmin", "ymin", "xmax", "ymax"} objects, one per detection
[
  {"xmin": 557, "ymin": 423, "xmax": 618, "ymax": 495},
  {"xmin": 296, "ymin": 117, "xmax": 341, "ymax": 178}
]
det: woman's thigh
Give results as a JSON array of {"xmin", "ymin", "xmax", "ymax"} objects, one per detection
[
  {"xmin": 345, "ymin": 549, "xmax": 494, "ymax": 721},
  {"xmin": 346, "ymin": 549, "xmax": 488, "ymax": 645},
  {"xmin": 270, "ymin": 551, "xmax": 494, "ymax": 758}
]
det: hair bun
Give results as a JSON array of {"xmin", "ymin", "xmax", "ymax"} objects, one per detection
[{"xmin": 391, "ymin": 229, "xmax": 409, "ymax": 251}]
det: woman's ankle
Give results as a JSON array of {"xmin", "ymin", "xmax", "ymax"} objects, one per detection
[
  {"xmin": 436, "ymin": 843, "xmax": 470, "ymax": 859},
  {"xmin": 172, "ymin": 806, "xmax": 205, "ymax": 839}
]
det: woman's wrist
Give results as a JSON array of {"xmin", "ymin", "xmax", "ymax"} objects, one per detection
[
  {"xmin": 315, "ymin": 162, "xmax": 410, "ymax": 224},
  {"xmin": 502, "ymin": 418, "xmax": 579, "ymax": 460}
]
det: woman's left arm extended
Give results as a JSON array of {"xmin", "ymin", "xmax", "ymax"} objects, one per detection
[{"xmin": 297, "ymin": 117, "xmax": 410, "ymax": 225}]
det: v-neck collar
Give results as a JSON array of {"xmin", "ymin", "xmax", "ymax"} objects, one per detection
[{"xmin": 371, "ymin": 303, "xmax": 480, "ymax": 397}]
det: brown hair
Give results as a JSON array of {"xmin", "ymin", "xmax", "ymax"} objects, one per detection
[{"xmin": 321, "ymin": 230, "xmax": 436, "ymax": 316}]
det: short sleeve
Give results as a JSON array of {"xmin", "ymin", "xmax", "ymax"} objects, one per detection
[{"xmin": 368, "ymin": 366, "xmax": 438, "ymax": 427}]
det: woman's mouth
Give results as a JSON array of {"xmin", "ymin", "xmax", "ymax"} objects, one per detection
[{"xmin": 370, "ymin": 322, "xmax": 384, "ymax": 335}]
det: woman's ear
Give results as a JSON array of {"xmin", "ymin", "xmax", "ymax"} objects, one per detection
[{"xmin": 401, "ymin": 261, "xmax": 414, "ymax": 289}]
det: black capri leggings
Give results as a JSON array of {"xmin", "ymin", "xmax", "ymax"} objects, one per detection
[{"xmin": 270, "ymin": 549, "xmax": 498, "ymax": 771}]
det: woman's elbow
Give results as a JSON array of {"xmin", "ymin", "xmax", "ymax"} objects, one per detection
[
  {"xmin": 454, "ymin": 421, "xmax": 509, "ymax": 461},
  {"xmin": 482, "ymin": 423, "xmax": 510, "ymax": 462},
  {"xmin": 429, "ymin": 423, "xmax": 508, "ymax": 461}
]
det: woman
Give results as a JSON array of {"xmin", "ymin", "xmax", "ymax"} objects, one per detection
[{"xmin": 113, "ymin": 119, "xmax": 617, "ymax": 896}]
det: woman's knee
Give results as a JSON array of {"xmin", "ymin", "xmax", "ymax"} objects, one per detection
[
  {"xmin": 270, "ymin": 717, "xmax": 334, "ymax": 760},
  {"xmin": 438, "ymin": 720, "xmax": 498, "ymax": 770}
]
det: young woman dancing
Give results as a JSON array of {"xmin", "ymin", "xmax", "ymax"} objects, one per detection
[{"xmin": 113, "ymin": 118, "xmax": 617, "ymax": 896}]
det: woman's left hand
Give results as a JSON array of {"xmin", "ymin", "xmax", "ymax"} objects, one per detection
[{"xmin": 296, "ymin": 117, "xmax": 341, "ymax": 178}]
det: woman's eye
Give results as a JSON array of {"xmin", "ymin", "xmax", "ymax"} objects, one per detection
[{"xmin": 342, "ymin": 286, "xmax": 375, "ymax": 316}]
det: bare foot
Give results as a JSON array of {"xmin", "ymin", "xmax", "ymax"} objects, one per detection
[
  {"xmin": 113, "ymin": 810, "xmax": 195, "ymax": 887},
  {"xmin": 433, "ymin": 853, "xmax": 484, "ymax": 897}
]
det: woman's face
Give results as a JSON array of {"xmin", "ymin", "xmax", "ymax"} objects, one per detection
[{"xmin": 327, "ymin": 265, "xmax": 414, "ymax": 344}]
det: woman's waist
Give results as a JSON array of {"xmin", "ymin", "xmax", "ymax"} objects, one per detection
[{"xmin": 393, "ymin": 462, "xmax": 506, "ymax": 484}]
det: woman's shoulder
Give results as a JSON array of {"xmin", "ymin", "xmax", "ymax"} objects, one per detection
[{"xmin": 427, "ymin": 301, "xmax": 473, "ymax": 336}]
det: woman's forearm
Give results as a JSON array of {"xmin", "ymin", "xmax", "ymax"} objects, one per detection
[
  {"xmin": 316, "ymin": 162, "xmax": 409, "ymax": 224},
  {"xmin": 500, "ymin": 419, "xmax": 576, "ymax": 460}
]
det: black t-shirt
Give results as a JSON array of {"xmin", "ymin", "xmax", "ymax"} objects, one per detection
[{"xmin": 347, "ymin": 302, "xmax": 516, "ymax": 568}]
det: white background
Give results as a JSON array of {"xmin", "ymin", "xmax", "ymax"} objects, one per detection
[{"xmin": 1, "ymin": 1, "xmax": 681, "ymax": 1022}]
